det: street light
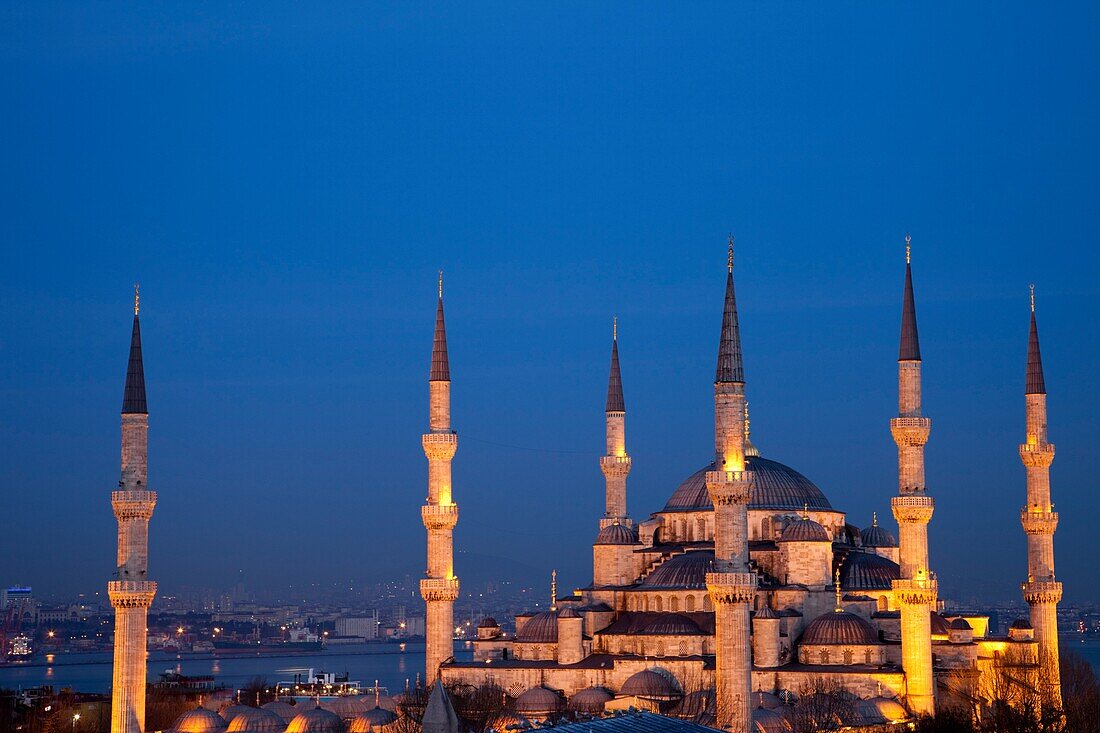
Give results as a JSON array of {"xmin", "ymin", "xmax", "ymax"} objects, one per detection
[{"xmin": 72, "ymin": 713, "xmax": 80, "ymax": 733}]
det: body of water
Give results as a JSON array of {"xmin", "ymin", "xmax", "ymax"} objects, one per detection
[
  {"xmin": 0, "ymin": 641, "xmax": 473, "ymax": 696},
  {"xmin": 2, "ymin": 637, "xmax": 1099, "ymax": 696}
]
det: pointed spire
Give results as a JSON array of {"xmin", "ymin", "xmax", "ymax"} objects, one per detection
[
  {"xmin": 605, "ymin": 319, "xmax": 625, "ymax": 412},
  {"xmin": 716, "ymin": 235, "xmax": 745, "ymax": 383},
  {"xmin": 430, "ymin": 272, "xmax": 450, "ymax": 382},
  {"xmin": 898, "ymin": 235, "xmax": 922, "ymax": 361},
  {"xmin": 122, "ymin": 287, "xmax": 147, "ymax": 414},
  {"xmin": 1026, "ymin": 284, "xmax": 1046, "ymax": 395}
]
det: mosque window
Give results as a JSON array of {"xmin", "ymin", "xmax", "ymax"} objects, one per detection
[
  {"xmin": 864, "ymin": 649, "xmax": 873, "ymax": 664},
  {"xmin": 843, "ymin": 649, "xmax": 854, "ymax": 665},
  {"xmin": 820, "ymin": 649, "xmax": 830, "ymax": 664},
  {"xmin": 532, "ymin": 646, "xmax": 540, "ymax": 660},
  {"xmin": 679, "ymin": 641, "xmax": 689, "ymax": 656},
  {"xmin": 671, "ymin": 597, "xmax": 680, "ymax": 612},
  {"xmin": 878, "ymin": 596, "xmax": 888, "ymax": 612},
  {"xmin": 686, "ymin": 595, "xmax": 696, "ymax": 612},
  {"xmin": 655, "ymin": 641, "xmax": 664, "ymax": 656},
  {"xmin": 703, "ymin": 595, "xmax": 713, "ymax": 612},
  {"xmin": 655, "ymin": 597, "xmax": 663, "ymax": 612}
]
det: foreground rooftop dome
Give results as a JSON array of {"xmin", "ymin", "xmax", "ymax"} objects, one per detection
[
  {"xmin": 663, "ymin": 457, "xmax": 832, "ymax": 512},
  {"xmin": 170, "ymin": 708, "xmax": 228, "ymax": 733},
  {"xmin": 285, "ymin": 707, "xmax": 345, "ymax": 733},
  {"xmin": 226, "ymin": 708, "xmax": 287, "ymax": 733}
]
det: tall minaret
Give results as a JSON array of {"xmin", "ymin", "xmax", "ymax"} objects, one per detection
[
  {"xmin": 600, "ymin": 318, "xmax": 631, "ymax": 528},
  {"xmin": 1019, "ymin": 286, "xmax": 1062, "ymax": 708},
  {"xmin": 888, "ymin": 238, "xmax": 937, "ymax": 717},
  {"xmin": 420, "ymin": 273, "xmax": 460, "ymax": 681},
  {"xmin": 109, "ymin": 286, "xmax": 158, "ymax": 733},
  {"xmin": 705, "ymin": 237, "xmax": 756, "ymax": 733}
]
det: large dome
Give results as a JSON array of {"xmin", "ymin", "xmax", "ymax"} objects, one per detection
[
  {"xmin": 663, "ymin": 457, "xmax": 832, "ymax": 512},
  {"xmin": 515, "ymin": 610, "xmax": 558, "ymax": 643}
]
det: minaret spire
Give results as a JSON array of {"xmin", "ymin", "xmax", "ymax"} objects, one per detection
[
  {"xmin": 1026, "ymin": 285, "xmax": 1045, "ymax": 395},
  {"xmin": 430, "ymin": 272, "xmax": 450, "ymax": 382},
  {"xmin": 716, "ymin": 234, "xmax": 745, "ymax": 383},
  {"xmin": 606, "ymin": 321, "xmax": 625, "ymax": 413},
  {"xmin": 122, "ymin": 288, "xmax": 147, "ymax": 415},
  {"xmin": 899, "ymin": 236, "xmax": 921, "ymax": 361}
]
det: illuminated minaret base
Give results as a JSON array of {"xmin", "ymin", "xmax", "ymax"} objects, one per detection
[
  {"xmin": 420, "ymin": 275, "xmax": 460, "ymax": 681},
  {"xmin": 1019, "ymin": 287, "xmax": 1062, "ymax": 708},
  {"xmin": 705, "ymin": 239, "xmax": 756, "ymax": 733},
  {"xmin": 110, "ymin": 289, "xmax": 158, "ymax": 733},
  {"xmin": 889, "ymin": 240, "xmax": 937, "ymax": 717}
]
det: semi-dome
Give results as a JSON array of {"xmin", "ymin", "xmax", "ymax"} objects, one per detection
[
  {"xmin": 640, "ymin": 550, "xmax": 714, "ymax": 589},
  {"xmin": 663, "ymin": 457, "xmax": 832, "ymax": 512},
  {"xmin": 640, "ymin": 612, "xmax": 704, "ymax": 635},
  {"xmin": 752, "ymin": 707, "xmax": 793, "ymax": 733},
  {"xmin": 227, "ymin": 708, "xmax": 287, "ymax": 733},
  {"xmin": 800, "ymin": 611, "xmax": 879, "ymax": 646},
  {"xmin": 515, "ymin": 610, "xmax": 558, "ymax": 642},
  {"xmin": 595, "ymin": 523, "xmax": 637, "ymax": 545},
  {"xmin": 569, "ymin": 686, "xmax": 614, "ymax": 713},
  {"xmin": 171, "ymin": 707, "xmax": 229, "ymax": 733},
  {"xmin": 778, "ymin": 518, "xmax": 830, "ymax": 543},
  {"xmin": 348, "ymin": 707, "xmax": 397, "ymax": 732},
  {"xmin": 285, "ymin": 707, "xmax": 346, "ymax": 733},
  {"xmin": 262, "ymin": 702, "xmax": 298, "ymax": 724},
  {"xmin": 620, "ymin": 668, "xmax": 680, "ymax": 700},
  {"xmin": 860, "ymin": 522, "xmax": 898, "ymax": 548},
  {"xmin": 515, "ymin": 686, "xmax": 563, "ymax": 714},
  {"xmin": 840, "ymin": 552, "xmax": 901, "ymax": 591}
]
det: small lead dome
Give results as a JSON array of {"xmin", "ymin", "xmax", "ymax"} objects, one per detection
[
  {"xmin": 800, "ymin": 611, "xmax": 879, "ymax": 645},
  {"xmin": 170, "ymin": 707, "xmax": 229, "ymax": 733},
  {"xmin": 778, "ymin": 517, "xmax": 830, "ymax": 543},
  {"xmin": 285, "ymin": 707, "xmax": 345, "ymax": 733},
  {"xmin": 227, "ymin": 708, "xmax": 287, "ymax": 733},
  {"xmin": 595, "ymin": 523, "xmax": 637, "ymax": 545},
  {"xmin": 348, "ymin": 707, "xmax": 397, "ymax": 733}
]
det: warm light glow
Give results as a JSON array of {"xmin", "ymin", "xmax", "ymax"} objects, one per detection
[{"xmin": 724, "ymin": 454, "xmax": 745, "ymax": 472}]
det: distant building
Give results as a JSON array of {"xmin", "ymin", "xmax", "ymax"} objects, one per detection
[{"xmin": 335, "ymin": 612, "xmax": 379, "ymax": 640}]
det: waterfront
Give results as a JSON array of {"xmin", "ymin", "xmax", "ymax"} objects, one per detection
[{"xmin": 0, "ymin": 641, "xmax": 473, "ymax": 695}]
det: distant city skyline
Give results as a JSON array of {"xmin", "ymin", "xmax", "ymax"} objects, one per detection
[{"xmin": 1, "ymin": 3, "xmax": 1098, "ymax": 609}]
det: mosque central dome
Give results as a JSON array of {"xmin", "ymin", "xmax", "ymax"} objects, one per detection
[{"xmin": 663, "ymin": 456, "xmax": 832, "ymax": 512}]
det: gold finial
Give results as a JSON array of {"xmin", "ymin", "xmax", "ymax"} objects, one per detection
[
  {"xmin": 613, "ymin": 316, "xmax": 618, "ymax": 341},
  {"xmin": 802, "ymin": 502, "xmax": 809, "ymax": 520},
  {"xmin": 550, "ymin": 569, "xmax": 557, "ymax": 611},
  {"xmin": 375, "ymin": 679, "xmax": 380, "ymax": 708},
  {"xmin": 1030, "ymin": 283, "xmax": 1035, "ymax": 313},
  {"xmin": 834, "ymin": 567, "xmax": 843, "ymax": 612},
  {"xmin": 744, "ymin": 401, "xmax": 750, "ymax": 441},
  {"xmin": 872, "ymin": 511, "xmax": 878, "ymax": 527},
  {"xmin": 905, "ymin": 234, "xmax": 911, "ymax": 264},
  {"xmin": 438, "ymin": 270, "xmax": 443, "ymax": 299},
  {"xmin": 727, "ymin": 234, "xmax": 735, "ymax": 273},
  {"xmin": 134, "ymin": 283, "xmax": 140, "ymax": 315}
]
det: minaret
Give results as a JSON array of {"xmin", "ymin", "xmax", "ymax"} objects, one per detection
[
  {"xmin": 888, "ymin": 238, "xmax": 937, "ymax": 717},
  {"xmin": 1019, "ymin": 286, "xmax": 1062, "ymax": 708},
  {"xmin": 705, "ymin": 237, "xmax": 756, "ymax": 733},
  {"xmin": 420, "ymin": 272, "xmax": 460, "ymax": 681},
  {"xmin": 600, "ymin": 318, "xmax": 631, "ymax": 527},
  {"xmin": 109, "ymin": 286, "xmax": 158, "ymax": 733}
]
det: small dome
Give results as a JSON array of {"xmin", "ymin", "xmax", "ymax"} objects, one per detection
[
  {"xmin": 595, "ymin": 523, "xmax": 637, "ymax": 545},
  {"xmin": 285, "ymin": 707, "xmax": 346, "ymax": 733},
  {"xmin": 949, "ymin": 618, "xmax": 972, "ymax": 630},
  {"xmin": 860, "ymin": 523, "xmax": 898, "ymax": 548},
  {"xmin": 348, "ymin": 708, "xmax": 397, "ymax": 733},
  {"xmin": 754, "ymin": 605, "xmax": 779, "ymax": 620},
  {"xmin": 752, "ymin": 707, "xmax": 793, "ymax": 733},
  {"xmin": 1010, "ymin": 618, "xmax": 1034, "ymax": 630},
  {"xmin": 640, "ymin": 613, "xmax": 703, "ymax": 635},
  {"xmin": 477, "ymin": 617, "xmax": 499, "ymax": 628},
  {"xmin": 171, "ymin": 707, "xmax": 229, "ymax": 733},
  {"xmin": 227, "ymin": 708, "xmax": 287, "ymax": 733},
  {"xmin": 515, "ymin": 686, "xmax": 563, "ymax": 714},
  {"xmin": 840, "ymin": 552, "xmax": 901, "ymax": 591},
  {"xmin": 320, "ymin": 697, "xmax": 367, "ymax": 720},
  {"xmin": 569, "ymin": 687, "xmax": 613, "ymax": 713},
  {"xmin": 640, "ymin": 551, "xmax": 714, "ymax": 589},
  {"xmin": 515, "ymin": 611, "xmax": 558, "ymax": 643},
  {"xmin": 222, "ymin": 706, "xmax": 252, "ymax": 724},
  {"xmin": 800, "ymin": 611, "xmax": 879, "ymax": 646},
  {"xmin": 620, "ymin": 668, "xmax": 680, "ymax": 700},
  {"xmin": 262, "ymin": 702, "xmax": 298, "ymax": 724},
  {"xmin": 557, "ymin": 607, "xmax": 581, "ymax": 619},
  {"xmin": 778, "ymin": 517, "xmax": 830, "ymax": 543},
  {"xmin": 751, "ymin": 691, "xmax": 781, "ymax": 710}
]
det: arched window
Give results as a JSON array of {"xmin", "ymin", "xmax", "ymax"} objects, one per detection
[
  {"xmin": 670, "ymin": 597, "xmax": 680, "ymax": 612},
  {"xmin": 697, "ymin": 518, "xmax": 707, "ymax": 541},
  {"xmin": 843, "ymin": 649, "xmax": 854, "ymax": 665},
  {"xmin": 686, "ymin": 595, "xmax": 696, "ymax": 612},
  {"xmin": 532, "ymin": 646, "xmax": 541, "ymax": 660},
  {"xmin": 820, "ymin": 649, "xmax": 830, "ymax": 664},
  {"xmin": 679, "ymin": 640, "xmax": 689, "ymax": 656},
  {"xmin": 864, "ymin": 649, "xmax": 873, "ymax": 665},
  {"xmin": 655, "ymin": 641, "xmax": 664, "ymax": 657},
  {"xmin": 703, "ymin": 595, "xmax": 713, "ymax": 612},
  {"xmin": 877, "ymin": 595, "xmax": 888, "ymax": 612},
  {"xmin": 655, "ymin": 596, "xmax": 663, "ymax": 612}
]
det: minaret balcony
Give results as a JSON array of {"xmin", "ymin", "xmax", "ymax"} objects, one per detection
[
  {"xmin": 107, "ymin": 580, "xmax": 157, "ymax": 608},
  {"xmin": 890, "ymin": 417, "xmax": 931, "ymax": 446},
  {"xmin": 422, "ymin": 432, "xmax": 458, "ymax": 461},
  {"xmin": 1022, "ymin": 580, "xmax": 1062, "ymax": 605},
  {"xmin": 705, "ymin": 470, "xmax": 752, "ymax": 505},
  {"xmin": 111, "ymin": 490, "xmax": 157, "ymax": 521},
  {"xmin": 1019, "ymin": 442, "xmax": 1055, "ymax": 467},
  {"xmin": 1020, "ymin": 509, "xmax": 1058, "ymax": 535},
  {"xmin": 600, "ymin": 455, "xmax": 632, "ymax": 477},
  {"xmin": 421, "ymin": 503, "xmax": 459, "ymax": 530},
  {"xmin": 892, "ymin": 577, "xmax": 937, "ymax": 607},
  {"xmin": 420, "ymin": 577, "xmax": 460, "ymax": 602},
  {"xmin": 891, "ymin": 495, "xmax": 934, "ymax": 524},
  {"xmin": 705, "ymin": 571, "xmax": 757, "ymax": 605}
]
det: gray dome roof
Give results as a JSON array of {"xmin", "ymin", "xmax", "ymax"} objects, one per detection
[
  {"xmin": 620, "ymin": 668, "xmax": 680, "ymax": 700},
  {"xmin": 320, "ymin": 698, "xmax": 366, "ymax": 720},
  {"xmin": 949, "ymin": 618, "xmax": 972, "ymax": 630},
  {"xmin": 840, "ymin": 552, "xmax": 901, "ymax": 591},
  {"xmin": 860, "ymin": 523, "xmax": 898, "ymax": 548},
  {"xmin": 515, "ymin": 611, "xmax": 558, "ymax": 643},
  {"xmin": 348, "ymin": 708, "xmax": 397, "ymax": 733},
  {"xmin": 222, "ymin": 706, "xmax": 253, "ymax": 724},
  {"xmin": 595, "ymin": 523, "xmax": 637, "ymax": 545},
  {"xmin": 752, "ymin": 707, "xmax": 793, "ymax": 733},
  {"xmin": 640, "ymin": 550, "xmax": 714, "ymax": 589},
  {"xmin": 227, "ymin": 708, "xmax": 287, "ymax": 733},
  {"xmin": 285, "ymin": 707, "xmax": 345, "ymax": 733},
  {"xmin": 800, "ymin": 611, "xmax": 879, "ymax": 645},
  {"xmin": 515, "ymin": 686, "xmax": 563, "ymax": 714},
  {"xmin": 663, "ymin": 457, "xmax": 832, "ymax": 512},
  {"xmin": 569, "ymin": 687, "xmax": 613, "ymax": 713},
  {"xmin": 778, "ymin": 518, "xmax": 830, "ymax": 543},
  {"xmin": 171, "ymin": 708, "xmax": 229, "ymax": 733},
  {"xmin": 557, "ymin": 606, "xmax": 581, "ymax": 619},
  {"xmin": 261, "ymin": 702, "xmax": 298, "ymax": 724},
  {"xmin": 640, "ymin": 612, "xmax": 704, "ymax": 635},
  {"xmin": 477, "ymin": 617, "xmax": 499, "ymax": 628}
]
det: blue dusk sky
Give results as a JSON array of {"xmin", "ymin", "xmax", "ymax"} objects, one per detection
[{"xmin": 1, "ymin": 3, "xmax": 1098, "ymax": 605}]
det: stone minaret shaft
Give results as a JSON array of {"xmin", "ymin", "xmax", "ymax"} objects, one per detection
[
  {"xmin": 420, "ymin": 279, "xmax": 460, "ymax": 681},
  {"xmin": 110, "ymin": 296, "xmax": 157, "ymax": 733},
  {"xmin": 705, "ymin": 242, "xmax": 756, "ymax": 733},
  {"xmin": 599, "ymin": 322, "xmax": 631, "ymax": 528},
  {"xmin": 889, "ymin": 246, "xmax": 937, "ymax": 717},
  {"xmin": 1019, "ymin": 294, "xmax": 1062, "ymax": 707}
]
